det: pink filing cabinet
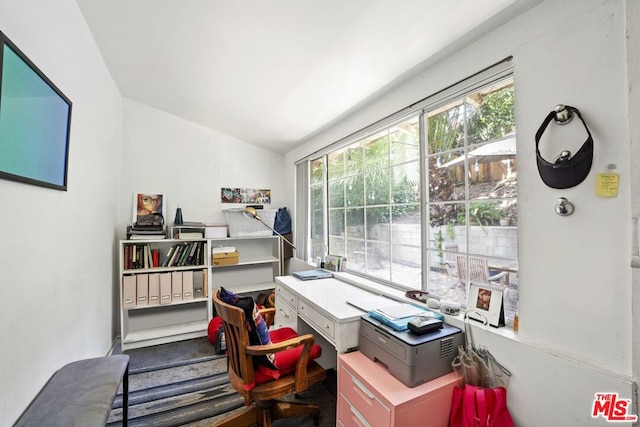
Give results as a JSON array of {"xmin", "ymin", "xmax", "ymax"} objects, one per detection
[{"xmin": 337, "ymin": 351, "xmax": 458, "ymax": 427}]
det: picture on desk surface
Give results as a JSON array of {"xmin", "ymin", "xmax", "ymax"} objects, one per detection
[{"xmin": 468, "ymin": 283, "xmax": 505, "ymax": 327}]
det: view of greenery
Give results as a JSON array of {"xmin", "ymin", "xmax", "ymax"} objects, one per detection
[{"xmin": 311, "ymin": 77, "xmax": 517, "ymax": 311}]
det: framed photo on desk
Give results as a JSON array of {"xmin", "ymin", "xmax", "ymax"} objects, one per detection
[{"xmin": 467, "ymin": 283, "xmax": 505, "ymax": 327}]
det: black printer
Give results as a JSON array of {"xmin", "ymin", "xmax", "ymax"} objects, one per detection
[{"xmin": 359, "ymin": 314, "xmax": 463, "ymax": 387}]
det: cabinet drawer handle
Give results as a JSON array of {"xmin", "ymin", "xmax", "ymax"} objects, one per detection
[
  {"xmin": 279, "ymin": 309, "xmax": 289, "ymax": 318},
  {"xmin": 325, "ymin": 324, "xmax": 330, "ymax": 329},
  {"xmin": 349, "ymin": 403, "xmax": 371, "ymax": 427},
  {"xmin": 352, "ymin": 377, "xmax": 375, "ymax": 400}
]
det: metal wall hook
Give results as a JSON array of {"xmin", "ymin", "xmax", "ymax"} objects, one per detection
[
  {"xmin": 554, "ymin": 150, "xmax": 572, "ymax": 164},
  {"xmin": 553, "ymin": 104, "xmax": 574, "ymax": 125},
  {"xmin": 555, "ymin": 197, "xmax": 574, "ymax": 216}
]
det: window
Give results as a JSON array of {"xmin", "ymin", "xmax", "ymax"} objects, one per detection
[
  {"xmin": 302, "ymin": 68, "xmax": 518, "ymax": 320},
  {"xmin": 426, "ymin": 79, "xmax": 518, "ymax": 319},
  {"xmin": 326, "ymin": 116, "xmax": 421, "ymax": 287}
]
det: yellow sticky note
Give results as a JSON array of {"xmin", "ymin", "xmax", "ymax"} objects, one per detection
[{"xmin": 595, "ymin": 173, "xmax": 619, "ymax": 197}]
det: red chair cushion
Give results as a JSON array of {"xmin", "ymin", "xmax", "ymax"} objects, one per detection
[{"xmin": 254, "ymin": 327, "xmax": 323, "ymax": 384}]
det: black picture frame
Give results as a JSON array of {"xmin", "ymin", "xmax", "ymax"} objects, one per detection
[{"xmin": 0, "ymin": 30, "xmax": 72, "ymax": 191}]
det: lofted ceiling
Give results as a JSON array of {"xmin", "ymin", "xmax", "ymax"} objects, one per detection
[{"xmin": 75, "ymin": 0, "xmax": 540, "ymax": 154}]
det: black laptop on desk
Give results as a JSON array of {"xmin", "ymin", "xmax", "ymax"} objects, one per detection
[{"xmin": 292, "ymin": 269, "xmax": 333, "ymax": 280}]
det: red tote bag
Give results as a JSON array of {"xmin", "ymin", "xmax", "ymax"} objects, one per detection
[{"xmin": 449, "ymin": 385, "xmax": 515, "ymax": 427}]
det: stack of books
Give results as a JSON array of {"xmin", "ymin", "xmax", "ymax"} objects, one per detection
[
  {"xmin": 171, "ymin": 222, "xmax": 205, "ymax": 239},
  {"xmin": 162, "ymin": 241, "xmax": 204, "ymax": 267},
  {"xmin": 127, "ymin": 225, "xmax": 167, "ymax": 240}
]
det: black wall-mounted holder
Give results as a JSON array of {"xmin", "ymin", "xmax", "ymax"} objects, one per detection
[{"xmin": 535, "ymin": 104, "xmax": 594, "ymax": 190}]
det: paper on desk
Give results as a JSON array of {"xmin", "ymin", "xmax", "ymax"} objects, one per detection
[
  {"xmin": 375, "ymin": 303, "xmax": 426, "ymax": 320},
  {"xmin": 347, "ymin": 295, "xmax": 394, "ymax": 312}
]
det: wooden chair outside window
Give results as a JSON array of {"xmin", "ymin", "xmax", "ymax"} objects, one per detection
[
  {"xmin": 212, "ymin": 288, "xmax": 326, "ymax": 427},
  {"xmin": 456, "ymin": 255, "xmax": 509, "ymax": 286}
]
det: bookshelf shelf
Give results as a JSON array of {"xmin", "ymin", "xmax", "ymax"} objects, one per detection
[
  {"xmin": 123, "ymin": 297, "xmax": 209, "ymax": 311},
  {"xmin": 122, "ymin": 320, "xmax": 208, "ymax": 349},
  {"xmin": 119, "ymin": 235, "xmax": 281, "ymax": 350}
]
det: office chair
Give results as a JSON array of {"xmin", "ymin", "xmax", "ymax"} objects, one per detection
[{"xmin": 212, "ymin": 288, "xmax": 326, "ymax": 427}]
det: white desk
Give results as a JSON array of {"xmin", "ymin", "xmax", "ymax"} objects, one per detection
[{"xmin": 274, "ymin": 275, "xmax": 381, "ymax": 368}]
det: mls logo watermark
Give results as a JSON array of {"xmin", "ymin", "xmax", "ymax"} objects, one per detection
[{"xmin": 591, "ymin": 393, "xmax": 638, "ymax": 422}]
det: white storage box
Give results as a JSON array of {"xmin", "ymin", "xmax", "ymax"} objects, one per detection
[
  {"xmin": 205, "ymin": 224, "xmax": 228, "ymax": 238},
  {"xmin": 225, "ymin": 209, "xmax": 276, "ymax": 237}
]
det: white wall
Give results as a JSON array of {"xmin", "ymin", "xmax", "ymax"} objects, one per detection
[
  {"xmin": 628, "ymin": 0, "xmax": 640, "ymax": 390},
  {"xmin": 117, "ymin": 99, "xmax": 287, "ymax": 232},
  {"xmin": 0, "ymin": 1, "xmax": 123, "ymax": 425},
  {"xmin": 0, "ymin": 3, "xmax": 286, "ymax": 422},
  {"xmin": 285, "ymin": 0, "xmax": 637, "ymax": 425}
]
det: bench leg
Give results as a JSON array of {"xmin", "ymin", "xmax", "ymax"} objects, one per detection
[{"xmin": 123, "ymin": 364, "xmax": 129, "ymax": 427}]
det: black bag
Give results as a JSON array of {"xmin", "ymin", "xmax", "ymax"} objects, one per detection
[{"xmin": 273, "ymin": 207, "xmax": 292, "ymax": 235}]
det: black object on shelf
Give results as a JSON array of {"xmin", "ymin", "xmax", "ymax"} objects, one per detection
[{"xmin": 174, "ymin": 206, "xmax": 183, "ymax": 225}]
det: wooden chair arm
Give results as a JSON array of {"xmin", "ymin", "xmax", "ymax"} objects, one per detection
[
  {"xmin": 246, "ymin": 333, "xmax": 316, "ymax": 393},
  {"xmin": 246, "ymin": 333, "xmax": 315, "ymax": 356}
]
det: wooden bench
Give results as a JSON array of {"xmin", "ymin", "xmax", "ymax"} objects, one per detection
[{"xmin": 14, "ymin": 355, "xmax": 129, "ymax": 427}]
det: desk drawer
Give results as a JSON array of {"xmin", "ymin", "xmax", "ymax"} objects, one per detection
[
  {"xmin": 274, "ymin": 295, "xmax": 297, "ymax": 330},
  {"xmin": 339, "ymin": 364, "xmax": 390, "ymax": 427},
  {"xmin": 275, "ymin": 284, "xmax": 297, "ymax": 309},
  {"xmin": 338, "ymin": 393, "xmax": 368, "ymax": 427},
  {"xmin": 298, "ymin": 300, "xmax": 335, "ymax": 339}
]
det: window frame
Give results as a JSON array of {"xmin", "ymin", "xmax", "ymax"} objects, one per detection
[{"xmin": 296, "ymin": 58, "xmax": 517, "ymax": 319}]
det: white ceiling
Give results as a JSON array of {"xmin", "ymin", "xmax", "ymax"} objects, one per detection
[{"xmin": 75, "ymin": 0, "xmax": 540, "ymax": 153}]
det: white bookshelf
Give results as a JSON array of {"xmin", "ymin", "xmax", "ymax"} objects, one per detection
[{"xmin": 118, "ymin": 235, "xmax": 281, "ymax": 350}]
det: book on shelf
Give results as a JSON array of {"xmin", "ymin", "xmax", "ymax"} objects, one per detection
[
  {"xmin": 127, "ymin": 225, "xmax": 166, "ymax": 240},
  {"xmin": 176, "ymin": 231, "xmax": 204, "ymax": 239},
  {"xmin": 186, "ymin": 241, "xmax": 199, "ymax": 265},
  {"xmin": 130, "ymin": 234, "xmax": 166, "ymax": 240},
  {"xmin": 191, "ymin": 242, "xmax": 200, "ymax": 265},
  {"xmin": 174, "ymin": 221, "xmax": 205, "ymax": 227},
  {"xmin": 146, "ymin": 245, "xmax": 154, "ymax": 268},
  {"xmin": 161, "ymin": 246, "xmax": 176, "ymax": 267},
  {"xmin": 170, "ymin": 244, "xmax": 185, "ymax": 266},
  {"xmin": 152, "ymin": 249, "xmax": 160, "ymax": 267},
  {"xmin": 177, "ymin": 243, "xmax": 191, "ymax": 265}
]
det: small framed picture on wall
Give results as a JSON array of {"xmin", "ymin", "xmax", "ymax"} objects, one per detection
[{"xmin": 467, "ymin": 283, "xmax": 505, "ymax": 327}]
